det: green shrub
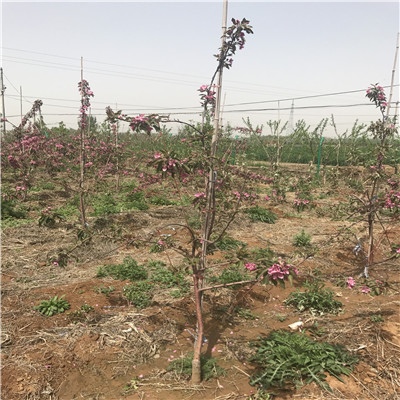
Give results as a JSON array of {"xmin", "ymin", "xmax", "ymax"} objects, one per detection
[
  {"xmin": 124, "ymin": 281, "xmax": 153, "ymax": 309},
  {"xmin": 245, "ymin": 206, "xmax": 277, "ymax": 223},
  {"xmin": 94, "ymin": 284, "xmax": 115, "ymax": 296},
  {"xmin": 149, "ymin": 263, "xmax": 187, "ymax": 289},
  {"xmin": 41, "ymin": 182, "xmax": 56, "ymax": 190},
  {"xmin": 236, "ymin": 307, "xmax": 258, "ymax": 320},
  {"xmin": 293, "ymin": 229, "xmax": 311, "ymax": 247},
  {"xmin": 124, "ymin": 190, "xmax": 148, "ymax": 210},
  {"xmin": 92, "ymin": 193, "xmax": 119, "ymax": 215},
  {"xmin": 370, "ymin": 314, "xmax": 384, "ymax": 323},
  {"xmin": 149, "ymin": 196, "xmax": 176, "ymax": 206},
  {"xmin": 249, "ymin": 330, "xmax": 359, "ymax": 392},
  {"xmin": 215, "ymin": 235, "xmax": 247, "ymax": 250},
  {"xmin": 97, "ymin": 257, "xmax": 148, "ymax": 281},
  {"xmin": 1, "ymin": 199, "xmax": 27, "ymax": 220},
  {"xmin": 167, "ymin": 352, "xmax": 225, "ymax": 381},
  {"xmin": 33, "ymin": 295, "xmax": 70, "ymax": 316},
  {"xmin": 284, "ymin": 281, "xmax": 342, "ymax": 315}
]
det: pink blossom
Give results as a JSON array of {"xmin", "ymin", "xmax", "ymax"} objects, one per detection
[
  {"xmin": 245, "ymin": 263, "xmax": 256, "ymax": 271},
  {"xmin": 346, "ymin": 277, "xmax": 356, "ymax": 289},
  {"xmin": 154, "ymin": 153, "xmax": 162, "ymax": 159},
  {"xmin": 194, "ymin": 192, "xmax": 206, "ymax": 198},
  {"xmin": 361, "ymin": 286, "xmax": 371, "ymax": 294}
]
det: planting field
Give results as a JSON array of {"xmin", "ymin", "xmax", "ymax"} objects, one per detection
[{"xmin": 2, "ymin": 161, "xmax": 400, "ymax": 400}]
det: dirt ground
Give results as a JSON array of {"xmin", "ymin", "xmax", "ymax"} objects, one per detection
[{"xmin": 2, "ymin": 170, "xmax": 400, "ymax": 400}]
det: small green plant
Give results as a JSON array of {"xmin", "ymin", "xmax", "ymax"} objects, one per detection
[
  {"xmin": 167, "ymin": 352, "xmax": 225, "ymax": 381},
  {"xmin": 38, "ymin": 207, "xmax": 65, "ymax": 227},
  {"xmin": 149, "ymin": 262, "xmax": 188, "ymax": 290},
  {"xmin": 275, "ymin": 314, "xmax": 287, "ymax": 322},
  {"xmin": 236, "ymin": 307, "xmax": 258, "ymax": 320},
  {"xmin": 284, "ymin": 281, "xmax": 343, "ymax": 315},
  {"xmin": 249, "ymin": 330, "xmax": 359, "ymax": 392},
  {"xmin": 92, "ymin": 193, "xmax": 119, "ymax": 215},
  {"xmin": 308, "ymin": 322, "xmax": 327, "ymax": 337},
  {"xmin": 370, "ymin": 314, "xmax": 384, "ymax": 323},
  {"xmin": 122, "ymin": 377, "xmax": 140, "ymax": 393},
  {"xmin": 124, "ymin": 190, "xmax": 148, "ymax": 211},
  {"xmin": 41, "ymin": 182, "xmax": 56, "ymax": 190},
  {"xmin": 245, "ymin": 206, "xmax": 277, "ymax": 223},
  {"xmin": 215, "ymin": 234, "xmax": 247, "ymax": 250},
  {"xmin": 1, "ymin": 199, "xmax": 27, "ymax": 220},
  {"xmin": 94, "ymin": 285, "xmax": 115, "ymax": 296},
  {"xmin": 188, "ymin": 215, "xmax": 201, "ymax": 229},
  {"xmin": 33, "ymin": 295, "xmax": 70, "ymax": 316},
  {"xmin": 249, "ymin": 390, "xmax": 274, "ymax": 400},
  {"xmin": 80, "ymin": 304, "xmax": 94, "ymax": 313},
  {"xmin": 170, "ymin": 288, "xmax": 186, "ymax": 298},
  {"xmin": 124, "ymin": 281, "xmax": 153, "ymax": 309},
  {"xmin": 149, "ymin": 196, "xmax": 176, "ymax": 206},
  {"xmin": 293, "ymin": 229, "xmax": 312, "ymax": 247},
  {"xmin": 96, "ymin": 257, "xmax": 148, "ymax": 281}
]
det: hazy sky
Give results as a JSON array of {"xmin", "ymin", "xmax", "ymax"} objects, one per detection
[{"xmin": 1, "ymin": 1, "xmax": 399, "ymax": 137}]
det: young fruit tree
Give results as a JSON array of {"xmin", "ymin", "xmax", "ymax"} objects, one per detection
[{"xmin": 106, "ymin": 12, "xmax": 257, "ymax": 383}]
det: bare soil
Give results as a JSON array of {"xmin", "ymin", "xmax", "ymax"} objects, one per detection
[{"xmin": 2, "ymin": 169, "xmax": 400, "ymax": 400}]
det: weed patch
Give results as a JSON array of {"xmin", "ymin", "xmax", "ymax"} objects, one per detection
[
  {"xmin": 284, "ymin": 281, "xmax": 342, "ymax": 315},
  {"xmin": 249, "ymin": 330, "xmax": 359, "ymax": 392}
]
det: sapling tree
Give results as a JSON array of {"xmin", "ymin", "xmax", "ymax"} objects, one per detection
[
  {"xmin": 77, "ymin": 78, "xmax": 94, "ymax": 227},
  {"xmin": 16, "ymin": 99, "xmax": 44, "ymax": 138},
  {"xmin": 106, "ymin": 16, "xmax": 255, "ymax": 384},
  {"xmin": 350, "ymin": 84, "xmax": 398, "ymax": 278}
]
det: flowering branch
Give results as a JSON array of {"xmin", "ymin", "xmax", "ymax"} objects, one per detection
[
  {"xmin": 18, "ymin": 100, "xmax": 43, "ymax": 129},
  {"xmin": 105, "ymin": 107, "xmax": 167, "ymax": 134},
  {"xmin": 78, "ymin": 80, "xmax": 94, "ymax": 129}
]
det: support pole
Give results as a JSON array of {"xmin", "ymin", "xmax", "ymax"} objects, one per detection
[
  {"xmin": 20, "ymin": 86, "xmax": 23, "ymax": 126},
  {"xmin": 0, "ymin": 68, "xmax": 6, "ymax": 136},
  {"xmin": 386, "ymin": 32, "xmax": 399, "ymax": 119}
]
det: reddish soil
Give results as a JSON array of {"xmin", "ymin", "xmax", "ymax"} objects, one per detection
[{"xmin": 2, "ymin": 169, "xmax": 400, "ymax": 400}]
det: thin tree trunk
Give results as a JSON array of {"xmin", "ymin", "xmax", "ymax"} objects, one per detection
[
  {"xmin": 79, "ymin": 57, "xmax": 87, "ymax": 227},
  {"xmin": 191, "ymin": 0, "xmax": 228, "ymax": 385}
]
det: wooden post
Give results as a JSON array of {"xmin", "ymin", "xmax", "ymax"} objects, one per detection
[
  {"xmin": 386, "ymin": 32, "xmax": 399, "ymax": 119},
  {"xmin": 0, "ymin": 68, "xmax": 6, "ymax": 137},
  {"xmin": 20, "ymin": 86, "xmax": 23, "ymax": 126}
]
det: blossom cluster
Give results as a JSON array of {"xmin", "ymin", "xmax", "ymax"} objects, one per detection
[
  {"xmin": 384, "ymin": 190, "xmax": 400, "ymax": 211},
  {"xmin": 105, "ymin": 107, "xmax": 165, "ymax": 134},
  {"xmin": 78, "ymin": 80, "xmax": 94, "ymax": 129},
  {"xmin": 233, "ymin": 191, "xmax": 257, "ymax": 202},
  {"xmin": 198, "ymin": 84, "xmax": 217, "ymax": 113},
  {"xmin": 230, "ymin": 166, "xmax": 274, "ymax": 184},
  {"xmin": 216, "ymin": 18, "xmax": 253, "ymax": 70},
  {"xmin": 19, "ymin": 100, "xmax": 43, "ymax": 129},
  {"xmin": 366, "ymin": 84, "xmax": 387, "ymax": 117},
  {"xmin": 346, "ymin": 277, "xmax": 385, "ymax": 295},
  {"xmin": 245, "ymin": 263, "xmax": 256, "ymax": 271},
  {"xmin": 267, "ymin": 258, "xmax": 298, "ymax": 280},
  {"xmin": 293, "ymin": 198, "xmax": 310, "ymax": 212}
]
